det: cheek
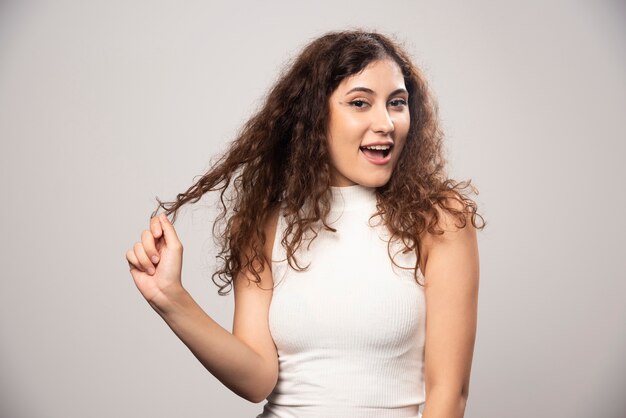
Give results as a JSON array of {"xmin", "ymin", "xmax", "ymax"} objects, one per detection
[
  {"xmin": 334, "ymin": 111, "xmax": 366, "ymax": 134},
  {"xmin": 330, "ymin": 139, "xmax": 358, "ymax": 159},
  {"xmin": 397, "ymin": 119, "xmax": 411, "ymax": 145},
  {"xmin": 329, "ymin": 118, "xmax": 365, "ymax": 152},
  {"xmin": 397, "ymin": 113, "xmax": 410, "ymax": 131}
]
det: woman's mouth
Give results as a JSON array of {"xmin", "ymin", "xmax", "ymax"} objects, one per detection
[{"xmin": 359, "ymin": 145, "xmax": 392, "ymax": 165}]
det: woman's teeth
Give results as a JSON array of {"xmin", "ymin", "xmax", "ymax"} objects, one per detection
[
  {"xmin": 360, "ymin": 144, "xmax": 392, "ymax": 158},
  {"xmin": 361, "ymin": 145, "xmax": 390, "ymax": 150}
]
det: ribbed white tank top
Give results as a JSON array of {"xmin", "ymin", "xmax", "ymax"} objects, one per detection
[{"xmin": 257, "ymin": 184, "xmax": 426, "ymax": 418}]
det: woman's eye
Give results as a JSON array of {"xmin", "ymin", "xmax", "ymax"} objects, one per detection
[
  {"xmin": 389, "ymin": 99, "xmax": 408, "ymax": 108},
  {"xmin": 349, "ymin": 100, "xmax": 368, "ymax": 108}
]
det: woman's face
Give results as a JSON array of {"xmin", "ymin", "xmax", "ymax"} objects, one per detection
[{"xmin": 326, "ymin": 58, "xmax": 410, "ymax": 187}]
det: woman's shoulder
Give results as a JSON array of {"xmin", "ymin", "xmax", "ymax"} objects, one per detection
[{"xmin": 420, "ymin": 193, "xmax": 475, "ymax": 263}]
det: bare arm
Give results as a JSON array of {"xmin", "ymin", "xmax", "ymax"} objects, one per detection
[
  {"xmin": 420, "ymin": 203, "xmax": 480, "ymax": 418},
  {"xmin": 154, "ymin": 287, "xmax": 276, "ymax": 403},
  {"xmin": 126, "ymin": 213, "xmax": 278, "ymax": 403}
]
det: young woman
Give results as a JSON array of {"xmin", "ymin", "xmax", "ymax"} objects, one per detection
[{"xmin": 126, "ymin": 29, "xmax": 484, "ymax": 418}]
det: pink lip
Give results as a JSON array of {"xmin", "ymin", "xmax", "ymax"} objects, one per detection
[{"xmin": 360, "ymin": 148, "xmax": 392, "ymax": 165}]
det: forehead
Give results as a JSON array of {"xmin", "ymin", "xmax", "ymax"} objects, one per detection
[{"xmin": 336, "ymin": 59, "xmax": 406, "ymax": 92}]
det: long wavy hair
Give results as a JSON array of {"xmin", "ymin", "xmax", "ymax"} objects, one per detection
[{"xmin": 151, "ymin": 29, "xmax": 486, "ymax": 295}]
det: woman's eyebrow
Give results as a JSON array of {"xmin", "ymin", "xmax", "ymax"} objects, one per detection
[{"xmin": 344, "ymin": 87, "xmax": 409, "ymax": 97}]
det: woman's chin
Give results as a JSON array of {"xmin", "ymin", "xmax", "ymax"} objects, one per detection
[{"xmin": 356, "ymin": 174, "xmax": 392, "ymax": 188}]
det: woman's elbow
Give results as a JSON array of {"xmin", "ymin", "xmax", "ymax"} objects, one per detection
[{"xmin": 248, "ymin": 370, "xmax": 278, "ymax": 403}]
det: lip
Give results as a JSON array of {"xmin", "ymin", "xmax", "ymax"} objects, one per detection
[
  {"xmin": 360, "ymin": 147, "xmax": 392, "ymax": 165},
  {"xmin": 360, "ymin": 140, "xmax": 394, "ymax": 148}
]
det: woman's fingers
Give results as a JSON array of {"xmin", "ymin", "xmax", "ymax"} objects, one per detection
[
  {"xmin": 126, "ymin": 213, "xmax": 183, "ymax": 284},
  {"xmin": 150, "ymin": 215, "xmax": 163, "ymax": 239},
  {"xmin": 126, "ymin": 249, "xmax": 141, "ymax": 271},
  {"xmin": 159, "ymin": 213, "xmax": 182, "ymax": 251},
  {"xmin": 141, "ymin": 229, "xmax": 160, "ymax": 264},
  {"xmin": 126, "ymin": 214, "xmax": 185, "ymax": 305},
  {"xmin": 133, "ymin": 241, "xmax": 155, "ymax": 275}
]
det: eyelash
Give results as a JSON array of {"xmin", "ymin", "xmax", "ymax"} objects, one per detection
[{"xmin": 349, "ymin": 99, "xmax": 408, "ymax": 109}]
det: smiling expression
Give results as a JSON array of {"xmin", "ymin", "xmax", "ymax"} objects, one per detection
[{"xmin": 326, "ymin": 58, "xmax": 410, "ymax": 187}]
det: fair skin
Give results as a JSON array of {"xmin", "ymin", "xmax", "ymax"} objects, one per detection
[
  {"xmin": 126, "ymin": 59, "xmax": 479, "ymax": 417},
  {"xmin": 126, "ymin": 212, "xmax": 279, "ymax": 403},
  {"xmin": 326, "ymin": 58, "xmax": 410, "ymax": 187},
  {"xmin": 419, "ymin": 201, "xmax": 479, "ymax": 418},
  {"xmin": 327, "ymin": 58, "xmax": 479, "ymax": 416}
]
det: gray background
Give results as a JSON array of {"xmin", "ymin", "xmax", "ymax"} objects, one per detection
[{"xmin": 1, "ymin": 0, "xmax": 625, "ymax": 417}]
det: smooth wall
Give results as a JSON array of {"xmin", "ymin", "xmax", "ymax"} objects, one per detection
[{"xmin": 0, "ymin": 0, "xmax": 624, "ymax": 417}]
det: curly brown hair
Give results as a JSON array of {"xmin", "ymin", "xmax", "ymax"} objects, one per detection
[{"xmin": 151, "ymin": 29, "xmax": 486, "ymax": 295}]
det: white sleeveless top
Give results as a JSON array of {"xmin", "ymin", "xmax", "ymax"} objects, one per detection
[{"xmin": 257, "ymin": 184, "xmax": 426, "ymax": 418}]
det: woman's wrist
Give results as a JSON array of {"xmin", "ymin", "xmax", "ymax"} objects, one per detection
[{"xmin": 148, "ymin": 284, "xmax": 192, "ymax": 317}]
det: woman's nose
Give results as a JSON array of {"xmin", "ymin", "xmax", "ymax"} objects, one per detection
[{"xmin": 371, "ymin": 105, "xmax": 395, "ymax": 134}]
